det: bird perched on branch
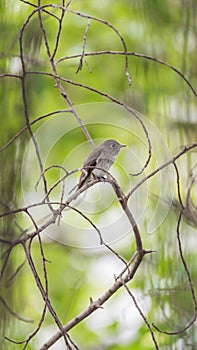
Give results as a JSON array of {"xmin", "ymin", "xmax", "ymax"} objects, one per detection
[{"xmin": 77, "ymin": 139, "xmax": 126, "ymax": 189}]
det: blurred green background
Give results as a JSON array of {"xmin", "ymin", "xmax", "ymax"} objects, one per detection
[{"xmin": 0, "ymin": 0, "xmax": 197, "ymax": 349}]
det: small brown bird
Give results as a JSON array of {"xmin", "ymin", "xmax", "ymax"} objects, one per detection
[{"xmin": 77, "ymin": 139, "xmax": 126, "ymax": 189}]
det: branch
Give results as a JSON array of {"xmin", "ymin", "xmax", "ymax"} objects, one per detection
[
  {"xmin": 27, "ymin": 69, "xmax": 152, "ymax": 175},
  {"xmin": 126, "ymin": 143, "xmax": 197, "ymax": 200},
  {"xmin": 153, "ymin": 162, "xmax": 197, "ymax": 335},
  {"xmin": 122, "ymin": 282, "xmax": 159, "ymax": 350},
  {"xmin": 0, "ymin": 295, "xmax": 33, "ymax": 324},
  {"xmin": 36, "ymin": 2, "xmax": 95, "ymax": 149},
  {"xmin": 76, "ymin": 19, "xmax": 91, "ymax": 73},
  {"xmin": 39, "ymin": 249, "xmax": 146, "ymax": 350},
  {"xmin": 0, "ymin": 109, "xmax": 71, "ymax": 154},
  {"xmin": 55, "ymin": 50, "xmax": 197, "ymax": 97}
]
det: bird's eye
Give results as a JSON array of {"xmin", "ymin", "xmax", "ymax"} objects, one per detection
[{"xmin": 111, "ymin": 143, "xmax": 116, "ymax": 148}]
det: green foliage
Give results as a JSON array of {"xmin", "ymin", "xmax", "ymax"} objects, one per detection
[{"xmin": 0, "ymin": 0, "xmax": 197, "ymax": 349}]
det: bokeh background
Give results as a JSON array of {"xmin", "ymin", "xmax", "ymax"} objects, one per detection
[{"xmin": 0, "ymin": 0, "xmax": 197, "ymax": 349}]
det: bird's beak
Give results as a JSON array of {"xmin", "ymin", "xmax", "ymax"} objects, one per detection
[{"xmin": 120, "ymin": 144, "xmax": 127, "ymax": 148}]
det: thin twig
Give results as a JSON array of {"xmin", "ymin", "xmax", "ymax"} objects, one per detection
[
  {"xmin": 27, "ymin": 69, "xmax": 152, "ymax": 175},
  {"xmin": 0, "ymin": 109, "xmax": 71, "ymax": 154},
  {"xmin": 122, "ymin": 282, "xmax": 159, "ymax": 350},
  {"xmin": 19, "ymin": 10, "xmax": 54, "ymax": 213},
  {"xmin": 55, "ymin": 50, "xmax": 197, "ymax": 97},
  {"xmin": 76, "ymin": 19, "xmax": 91, "ymax": 73},
  {"xmin": 67, "ymin": 205, "xmax": 127, "ymax": 266},
  {"xmin": 37, "ymin": 2, "xmax": 95, "ymax": 149},
  {"xmin": 39, "ymin": 249, "xmax": 146, "ymax": 350},
  {"xmin": 0, "ymin": 295, "xmax": 33, "ymax": 324}
]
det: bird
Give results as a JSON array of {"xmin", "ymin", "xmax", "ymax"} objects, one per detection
[{"xmin": 77, "ymin": 139, "xmax": 126, "ymax": 189}]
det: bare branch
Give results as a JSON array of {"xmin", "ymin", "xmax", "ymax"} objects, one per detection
[
  {"xmin": 1, "ymin": 2, "xmax": 196, "ymax": 348},
  {"xmin": 0, "ymin": 295, "xmax": 33, "ymax": 324},
  {"xmin": 67, "ymin": 205, "xmax": 127, "ymax": 266},
  {"xmin": 36, "ymin": 2, "xmax": 95, "ymax": 149},
  {"xmin": 76, "ymin": 19, "xmax": 91, "ymax": 73},
  {"xmin": 39, "ymin": 249, "xmax": 146, "ymax": 350},
  {"xmin": 18, "ymin": 10, "xmax": 54, "ymax": 213},
  {"xmin": 55, "ymin": 50, "xmax": 197, "ymax": 97},
  {"xmin": 126, "ymin": 143, "xmax": 197, "ymax": 200},
  {"xmin": 153, "ymin": 163, "xmax": 197, "ymax": 335},
  {"xmin": 122, "ymin": 282, "xmax": 159, "ymax": 350},
  {"xmin": 27, "ymin": 69, "xmax": 152, "ymax": 174},
  {"xmin": 0, "ymin": 109, "xmax": 71, "ymax": 154}
]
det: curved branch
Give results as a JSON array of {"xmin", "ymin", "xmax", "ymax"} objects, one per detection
[
  {"xmin": 56, "ymin": 50, "xmax": 197, "ymax": 97},
  {"xmin": 39, "ymin": 249, "xmax": 147, "ymax": 350},
  {"xmin": 104, "ymin": 176, "xmax": 143, "ymax": 251},
  {"xmin": 27, "ymin": 70, "xmax": 152, "ymax": 176},
  {"xmin": 0, "ymin": 109, "xmax": 71, "ymax": 154}
]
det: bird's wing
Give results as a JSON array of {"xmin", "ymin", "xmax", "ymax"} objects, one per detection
[
  {"xmin": 77, "ymin": 147, "xmax": 103, "ymax": 189},
  {"xmin": 83, "ymin": 147, "xmax": 103, "ymax": 167}
]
